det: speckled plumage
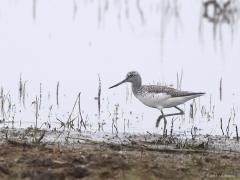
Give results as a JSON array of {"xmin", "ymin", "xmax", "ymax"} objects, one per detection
[{"xmin": 134, "ymin": 85, "xmax": 205, "ymax": 98}]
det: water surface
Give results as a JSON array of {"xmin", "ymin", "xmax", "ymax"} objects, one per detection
[{"xmin": 0, "ymin": 0, "xmax": 240, "ymax": 136}]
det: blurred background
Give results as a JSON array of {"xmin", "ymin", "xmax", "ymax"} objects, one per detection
[{"xmin": 0, "ymin": 0, "xmax": 239, "ymax": 135}]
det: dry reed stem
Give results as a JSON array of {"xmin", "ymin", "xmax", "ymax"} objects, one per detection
[
  {"xmin": 56, "ymin": 81, "xmax": 60, "ymax": 107},
  {"xmin": 219, "ymin": 77, "xmax": 222, "ymax": 101},
  {"xmin": 220, "ymin": 118, "xmax": 224, "ymax": 135},
  {"xmin": 97, "ymin": 74, "xmax": 101, "ymax": 120}
]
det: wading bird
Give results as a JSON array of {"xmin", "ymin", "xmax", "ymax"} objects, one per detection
[{"xmin": 109, "ymin": 71, "xmax": 205, "ymax": 135}]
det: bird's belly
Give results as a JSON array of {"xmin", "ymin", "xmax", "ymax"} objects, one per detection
[
  {"xmin": 161, "ymin": 96, "xmax": 194, "ymax": 108},
  {"xmin": 136, "ymin": 93, "xmax": 170, "ymax": 109}
]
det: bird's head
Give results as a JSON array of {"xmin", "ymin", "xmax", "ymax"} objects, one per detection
[{"xmin": 109, "ymin": 71, "xmax": 141, "ymax": 89}]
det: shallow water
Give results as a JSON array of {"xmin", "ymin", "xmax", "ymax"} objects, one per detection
[{"xmin": 0, "ymin": 0, "xmax": 240, "ymax": 136}]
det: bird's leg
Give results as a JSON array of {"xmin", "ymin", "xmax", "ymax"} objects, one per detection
[
  {"xmin": 162, "ymin": 110, "xmax": 167, "ymax": 136},
  {"xmin": 174, "ymin": 106, "xmax": 184, "ymax": 115},
  {"xmin": 155, "ymin": 106, "xmax": 184, "ymax": 128},
  {"xmin": 155, "ymin": 110, "xmax": 168, "ymax": 136},
  {"xmin": 155, "ymin": 114, "xmax": 163, "ymax": 128}
]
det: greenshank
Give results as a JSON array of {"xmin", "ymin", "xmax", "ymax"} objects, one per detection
[{"xmin": 109, "ymin": 71, "xmax": 205, "ymax": 134}]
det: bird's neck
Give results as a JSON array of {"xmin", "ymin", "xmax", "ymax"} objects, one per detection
[{"xmin": 131, "ymin": 78, "xmax": 142, "ymax": 94}]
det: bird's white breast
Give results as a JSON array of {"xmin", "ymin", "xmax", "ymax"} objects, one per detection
[{"xmin": 135, "ymin": 92, "xmax": 171, "ymax": 109}]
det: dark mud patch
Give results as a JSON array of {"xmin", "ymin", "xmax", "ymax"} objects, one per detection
[{"xmin": 0, "ymin": 141, "xmax": 240, "ymax": 180}]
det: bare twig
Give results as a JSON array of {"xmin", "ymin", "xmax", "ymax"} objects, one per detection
[
  {"xmin": 235, "ymin": 124, "xmax": 239, "ymax": 142},
  {"xmin": 220, "ymin": 118, "xmax": 224, "ymax": 135},
  {"xmin": 170, "ymin": 118, "xmax": 176, "ymax": 136},
  {"xmin": 219, "ymin": 77, "xmax": 222, "ymax": 101},
  {"xmin": 226, "ymin": 117, "xmax": 231, "ymax": 138},
  {"xmin": 19, "ymin": 75, "xmax": 23, "ymax": 104},
  {"xmin": 39, "ymin": 83, "xmax": 42, "ymax": 110},
  {"xmin": 23, "ymin": 81, "xmax": 27, "ymax": 108},
  {"xmin": 36, "ymin": 130, "xmax": 46, "ymax": 144},
  {"xmin": 97, "ymin": 74, "xmax": 101, "ymax": 119},
  {"xmin": 56, "ymin": 81, "xmax": 60, "ymax": 107},
  {"xmin": 176, "ymin": 70, "xmax": 183, "ymax": 90},
  {"xmin": 190, "ymin": 104, "xmax": 194, "ymax": 119},
  {"xmin": 78, "ymin": 92, "xmax": 86, "ymax": 132},
  {"xmin": 34, "ymin": 96, "xmax": 39, "ymax": 129}
]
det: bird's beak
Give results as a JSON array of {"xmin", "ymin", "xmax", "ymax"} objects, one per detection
[{"xmin": 109, "ymin": 78, "xmax": 127, "ymax": 89}]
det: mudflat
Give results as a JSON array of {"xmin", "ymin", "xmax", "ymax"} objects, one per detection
[{"xmin": 0, "ymin": 139, "xmax": 240, "ymax": 180}]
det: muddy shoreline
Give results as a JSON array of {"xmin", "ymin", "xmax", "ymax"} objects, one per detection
[
  {"xmin": 0, "ymin": 140, "xmax": 240, "ymax": 180},
  {"xmin": 0, "ymin": 128, "xmax": 239, "ymax": 179}
]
